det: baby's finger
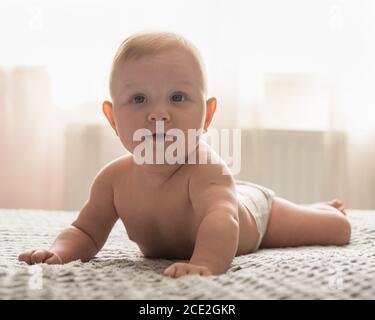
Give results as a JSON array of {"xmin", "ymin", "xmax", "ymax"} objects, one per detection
[
  {"xmin": 18, "ymin": 250, "xmax": 36, "ymax": 265},
  {"xmin": 186, "ymin": 269, "xmax": 201, "ymax": 276},
  {"xmin": 175, "ymin": 265, "xmax": 189, "ymax": 278},
  {"xmin": 30, "ymin": 250, "xmax": 48, "ymax": 264},
  {"xmin": 164, "ymin": 265, "xmax": 177, "ymax": 278},
  {"xmin": 199, "ymin": 268, "xmax": 212, "ymax": 276},
  {"xmin": 44, "ymin": 253, "xmax": 62, "ymax": 265}
]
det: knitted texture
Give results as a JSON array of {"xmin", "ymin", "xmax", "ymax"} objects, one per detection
[{"xmin": 1, "ymin": 209, "xmax": 374, "ymax": 299}]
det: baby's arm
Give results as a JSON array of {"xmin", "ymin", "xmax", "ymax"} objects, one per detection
[
  {"xmin": 164, "ymin": 164, "xmax": 239, "ymax": 277},
  {"xmin": 18, "ymin": 164, "xmax": 119, "ymax": 264}
]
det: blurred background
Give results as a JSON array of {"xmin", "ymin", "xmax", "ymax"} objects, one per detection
[{"xmin": 1, "ymin": 0, "xmax": 374, "ymax": 211}]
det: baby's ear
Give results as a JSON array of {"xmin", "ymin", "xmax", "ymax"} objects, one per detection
[
  {"xmin": 102, "ymin": 101, "xmax": 118, "ymax": 135},
  {"xmin": 204, "ymin": 97, "xmax": 217, "ymax": 130}
]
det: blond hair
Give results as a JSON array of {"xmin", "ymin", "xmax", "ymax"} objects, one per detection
[{"xmin": 109, "ymin": 31, "xmax": 207, "ymax": 99}]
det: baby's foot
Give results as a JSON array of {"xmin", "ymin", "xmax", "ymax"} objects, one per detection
[{"xmin": 321, "ymin": 198, "xmax": 346, "ymax": 215}]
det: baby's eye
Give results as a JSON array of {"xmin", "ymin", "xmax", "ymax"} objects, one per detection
[
  {"xmin": 132, "ymin": 95, "xmax": 146, "ymax": 104},
  {"xmin": 171, "ymin": 93, "xmax": 185, "ymax": 103}
]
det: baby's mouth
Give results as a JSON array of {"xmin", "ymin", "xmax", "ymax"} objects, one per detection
[{"xmin": 151, "ymin": 133, "xmax": 174, "ymax": 140}]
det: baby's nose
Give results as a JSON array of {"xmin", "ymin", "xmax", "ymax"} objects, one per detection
[{"xmin": 147, "ymin": 111, "xmax": 171, "ymax": 122}]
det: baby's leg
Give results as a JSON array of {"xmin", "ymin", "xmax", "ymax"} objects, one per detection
[{"xmin": 260, "ymin": 197, "xmax": 351, "ymax": 248}]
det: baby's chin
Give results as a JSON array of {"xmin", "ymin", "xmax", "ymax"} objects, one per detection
[{"xmin": 128, "ymin": 138, "xmax": 201, "ymax": 166}]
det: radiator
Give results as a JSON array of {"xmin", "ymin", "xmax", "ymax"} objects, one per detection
[
  {"xmin": 234, "ymin": 129, "xmax": 347, "ymax": 205},
  {"xmin": 65, "ymin": 125, "xmax": 370, "ymax": 210}
]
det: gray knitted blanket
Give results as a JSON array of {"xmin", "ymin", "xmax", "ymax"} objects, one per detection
[{"xmin": 1, "ymin": 209, "xmax": 374, "ymax": 299}]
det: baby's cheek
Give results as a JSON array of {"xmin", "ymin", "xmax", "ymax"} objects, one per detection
[{"xmin": 117, "ymin": 130, "xmax": 136, "ymax": 153}]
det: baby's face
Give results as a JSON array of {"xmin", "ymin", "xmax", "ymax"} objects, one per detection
[{"xmin": 109, "ymin": 48, "xmax": 210, "ymax": 156}]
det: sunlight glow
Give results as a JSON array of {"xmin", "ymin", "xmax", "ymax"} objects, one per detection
[{"xmin": 1, "ymin": 0, "xmax": 375, "ymax": 131}]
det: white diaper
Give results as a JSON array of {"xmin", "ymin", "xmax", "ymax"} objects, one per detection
[{"xmin": 235, "ymin": 180, "xmax": 275, "ymax": 251}]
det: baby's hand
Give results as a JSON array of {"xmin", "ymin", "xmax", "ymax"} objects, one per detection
[
  {"xmin": 163, "ymin": 262, "xmax": 212, "ymax": 278},
  {"xmin": 18, "ymin": 250, "xmax": 63, "ymax": 265}
]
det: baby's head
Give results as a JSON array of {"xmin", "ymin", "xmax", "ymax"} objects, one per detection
[{"xmin": 103, "ymin": 31, "xmax": 217, "ymax": 158}]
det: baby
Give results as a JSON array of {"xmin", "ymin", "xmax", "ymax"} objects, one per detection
[{"xmin": 18, "ymin": 32, "xmax": 351, "ymax": 278}]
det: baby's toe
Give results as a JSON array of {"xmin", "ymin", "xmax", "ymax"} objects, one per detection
[
  {"xmin": 330, "ymin": 198, "xmax": 340, "ymax": 206},
  {"xmin": 339, "ymin": 206, "xmax": 347, "ymax": 215},
  {"xmin": 330, "ymin": 198, "xmax": 346, "ymax": 215}
]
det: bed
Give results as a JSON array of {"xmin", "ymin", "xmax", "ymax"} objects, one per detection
[{"xmin": 1, "ymin": 208, "xmax": 374, "ymax": 299}]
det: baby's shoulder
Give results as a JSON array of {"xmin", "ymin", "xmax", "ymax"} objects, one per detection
[
  {"xmin": 190, "ymin": 140, "xmax": 233, "ymax": 178},
  {"xmin": 188, "ymin": 156, "xmax": 235, "ymax": 190},
  {"xmin": 95, "ymin": 154, "xmax": 132, "ymax": 183}
]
